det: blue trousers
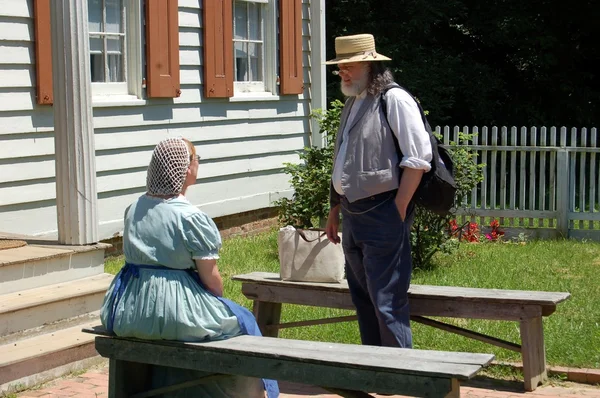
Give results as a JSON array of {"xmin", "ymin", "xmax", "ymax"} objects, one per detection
[{"xmin": 340, "ymin": 190, "xmax": 414, "ymax": 348}]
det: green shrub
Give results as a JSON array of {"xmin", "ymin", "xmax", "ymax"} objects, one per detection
[
  {"xmin": 274, "ymin": 100, "xmax": 343, "ymax": 228},
  {"xmin": 410, "ymin": 132, "xmax": 485, "ymax": 270},
  {"xmin": 275, "ymin": 101, "xmax": 484, "ymax": 270}
]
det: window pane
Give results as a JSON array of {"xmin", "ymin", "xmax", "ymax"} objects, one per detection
[
  {"xmin": 248, "ymin": 2, "xmax": 261, "ymax": 40},
  {"xmin": 89, "ymin": 36, "xmax": 103, "ymax": 53},
  {"xmin": 105, "ymin": 0, "xmax": 123, "ymax": 33},
  {"xmin": 235, "ymin": 42, "xmax": 248, "ymax": 81},
  {"xmin": 90, "ymin": 53, "xmax": 105, "ymax": 82},
  {"xmin": 107, "ymin": 54, "xmax": 124, "ymax": 82},
  {"xmin": 88, "ymin": 0, "xmax": 103, "ymax": 32},
  {"xmin": 234, "ymin": 2, "xmax": 248, "ymax": 40},
  {"xmin": 107, "ymin": 37, "xmax": 122, "ymax": 53},
  {"xmin": 248, "ymin": 43, "xmax": 262, "ymax": 81}
]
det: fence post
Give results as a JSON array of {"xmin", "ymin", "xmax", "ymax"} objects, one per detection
[{"xmin": 556, "ymin": 149, "xmax": 570, "ymax": 238}]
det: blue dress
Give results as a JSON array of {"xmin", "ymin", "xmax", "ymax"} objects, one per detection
[{"xmin": 100, "ymin": 195, "xmax": 278, "ymax": 398}]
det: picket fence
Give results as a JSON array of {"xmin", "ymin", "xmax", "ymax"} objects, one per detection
[{"xmin": 436, "ymin": 126, "xmax": 600, "ymax": 241}]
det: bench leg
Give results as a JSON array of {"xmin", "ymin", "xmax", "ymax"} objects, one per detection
[
  {"xmin": 520, "ymin": 317, "xmax": 547, "ymax": 391},
  {"xmin": 108, "ymin": 358, "xmax": 151, "ymax": 398},
  {"xmin": 253, "ymin": 300, "xmax": 282, "ymax": 337},
  {"xmin": 444, "ymin": 378, "xmax": 460, "ymax": 398}
]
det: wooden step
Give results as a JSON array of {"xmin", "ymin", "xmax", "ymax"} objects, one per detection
[
  {"xmin": 0, "ymin": 241, "xmax": 109, "ymax": 295},
  {"xmin": 0, "ymin": 273, "xmax": 114, "ymax": 336},
  {"xmin": 0, "ymin": 320, "xmax": 100, "ymax": 386}
]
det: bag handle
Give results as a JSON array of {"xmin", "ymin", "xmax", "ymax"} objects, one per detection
[{"xmin": 296, "ymin": 228, "xmax": 327, "ymax": 243}]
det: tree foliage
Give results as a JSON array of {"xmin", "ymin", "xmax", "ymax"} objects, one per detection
[{"xmin": 325, "ymin": 0, "xmax": 599, "ymax": 128}]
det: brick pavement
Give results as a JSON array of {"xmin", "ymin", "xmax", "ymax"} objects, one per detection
[{"xmin": 15, "ymin": 364, "xmax": 600, "ymax": 398}]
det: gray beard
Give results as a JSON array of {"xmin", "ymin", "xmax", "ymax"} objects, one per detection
[
  {"xmin": 341, "ymin": 75, "xmax": 368, "ymax": 97},
  {"xmin": 341, "ymin": 81, "xmax": 363, "ymax": 97}
]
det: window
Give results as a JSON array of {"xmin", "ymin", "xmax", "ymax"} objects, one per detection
[
  {"xmin": 234, "ymin": 2, "xmax": 263, "ymax": 84},
  {"xmin": 203, "ymin": 0, "xmax": 302, "ymax": 99},
  {"xmin": 87, "ymin": 0, "xmax": 143, "ymax": 98},
  {"xmin": 33, "ymin": 0, "xmax": 180, "ymax": 104},
  {"xmin": 232, "ymin": 0, "xmax": 276, "ymax": 95}
]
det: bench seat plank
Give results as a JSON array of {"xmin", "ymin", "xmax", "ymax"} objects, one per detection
[
  {"xmin": 233, "ymin": 272, "xmax": 571, "ymax": 306},
  {"xmin": 95, "ymin": 335, "xmax": 493, "ymax": 397},
  {"xmin": 242, "ymin": 283, "xmax": 546, "ymax": 321}
]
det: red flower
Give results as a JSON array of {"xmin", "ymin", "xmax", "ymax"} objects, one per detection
[{"xmin": 487, "ymin": 219, "xmax": 505, "ymax": 241}]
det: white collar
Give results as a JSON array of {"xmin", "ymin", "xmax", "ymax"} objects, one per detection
[{"xmin": 356, "ymin": 89, "xmax": 367, "ymax": 99}]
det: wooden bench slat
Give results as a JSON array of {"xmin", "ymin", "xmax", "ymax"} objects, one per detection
[
  {"xmin": 200, "ymin": 335, "xmax": 494, "ymax": 370},
  {"xmin": 84, "ymin": 325, "xmax": 493, "ymax": 369},
  {"xmin": 233, "ymin": 272, "xmax": 571, "ymax": 305},
  {"xmin": 95, "ymin": 336, "xmax": 485, "ymax": 397},
  {"xmin": 92, "ymin": 334, "xmax": 492, "ymax": 379},
  {"xmin": 242, "ymin": 283, "xmax": 548, "ymax": 321}
]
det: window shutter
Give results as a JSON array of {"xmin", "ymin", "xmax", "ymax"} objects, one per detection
[
  {"xmin": 34, "ymin": 0, "xmax": 53, "ymax": 105},
  {"xmin": 145, "ymin": 0, "xmax": 181, "ymax": 98},
  {"xmin": 279, "ymin": 0, "xmax": 303, "ymax": 95},
  {"xmin": 202, "ymin": 0, "xmax": 233, "ymax": 98}
]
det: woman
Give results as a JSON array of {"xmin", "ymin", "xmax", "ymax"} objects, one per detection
[{"xmin": 100, "ymin": 137, "xmax": 278, "ymax": 398}]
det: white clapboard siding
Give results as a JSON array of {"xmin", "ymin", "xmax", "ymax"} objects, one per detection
[
  {"xmin": 0, "ymin": 180, "xmax": 55, "ymax": 206},
  {"xmin": 96, "ymin": 153, "xmax": 300, "ymax": 194},
  {"xmin": 0, "ymin": 109, "xmax": 54, "ymax": 135},
  {"xmin": 178, "ymin": 9, "xmax": 201, "ymax": 28},
  {"xmin": 0, "ymin": 133, "xmax": 54, "ymax": 160},
  {"xmin": 0, "ymin": 202, "xmax": 57, "ymax": 238},
  {"xmin": 187, "ymin": 173, "xmax": 293, "ymax": 208},
  {"xmin": 178, "ymin": 0, "xmax": 201, "ymax": 8},
  {"xmin": 91, "ymin": 100, "xmax": 308, "ymax": 129},
  {"xmin": 0, "ymin": 147, "xmax": 301, "ymax": 185},
  {"xmin": 0, "ymin": 0, "xmax": 32, "ymax": 18},
  {"xmin": 0, "ymin": 90, "xmax": 35, "ymax": 111},
  {"xmin": 0, "ymin": 66, "xmax": 33, "ymax": 88},
  {"xmin": 94, "ymin": 118, "xmax": 308, "ymax": 151},
  {"xmin": 0, "ymin": 43, "xmax": 34, "ymax": 65},
  {"xmin": 0, "ymin": 159, "xmax": 55, "ymax": 184},
  {"xmin": 180, "ymin": 67, "xmax": 203, "ymax": 85},
  {"xmin": 95, "ymin": 135, "xmax": 304, "ymax": 173},
  {"xmin": 180, "ymin": 29, "xmax": 202, "ymax": 47},
  {"xmin": 0, "ymin": 19, "xmax": 32, "ymax": 42},
  {"xmin": 180, "ymin": 48, "xmax": 201, "ymax": 66}
]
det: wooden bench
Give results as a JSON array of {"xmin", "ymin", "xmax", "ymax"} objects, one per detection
[
  {"xmin": 83, "ymin": 326, "xmax": 494, "ymax": 398},
  {"xmin": 232, "ymin": 272, "xmax": 571, "ymax": 392}
]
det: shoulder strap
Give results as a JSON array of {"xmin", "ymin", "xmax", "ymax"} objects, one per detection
[
  {"xmin": 380, "ymin": 83, "xmax": 433, "ymax": 135},
  {"xmin": 380, "ymin": 83, "xmax": 403, "ymax": 157},
  {"xmin": 380, "ymin": 83, "xmax": 444, "ymax": 175}
]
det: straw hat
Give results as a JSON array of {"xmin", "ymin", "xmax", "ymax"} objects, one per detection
[{"xmin": 325, "ymin": 34, "xmax": 391, "ymax": 65}]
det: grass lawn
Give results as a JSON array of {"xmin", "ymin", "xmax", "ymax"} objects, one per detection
[{"xmin": 104, "ymin": 229, "xmax": 600, "ymax": 370}]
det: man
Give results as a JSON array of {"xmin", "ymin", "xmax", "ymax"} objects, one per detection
[{"xmin": 324, "ymin": 33, "xmax": 433, "ymax": 348}]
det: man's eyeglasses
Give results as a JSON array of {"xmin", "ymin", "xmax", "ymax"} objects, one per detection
[
  {"xmin": 332, "ymin": 65, "xmax": 355, "ymax": 76},
  {"xmin": 191, "ymin": 154, "xmax": 201, "ymax": 163}
]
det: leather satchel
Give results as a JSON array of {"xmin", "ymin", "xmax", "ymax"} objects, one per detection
[{"xmin": 278, "ymin": 227, "xmax": 345, "ymax": 283}]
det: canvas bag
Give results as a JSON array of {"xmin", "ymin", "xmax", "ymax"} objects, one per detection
[{"xmin": 278, "ymin": 227, "xmax": 345, "ymax": 283}]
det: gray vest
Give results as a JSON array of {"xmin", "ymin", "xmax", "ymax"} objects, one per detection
[{"xmin": 332, "ymin": 93, "xmax": 400, "ymax": 203}]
